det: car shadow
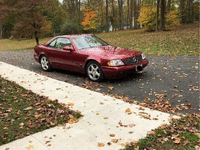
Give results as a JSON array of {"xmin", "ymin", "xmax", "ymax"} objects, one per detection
[
  {"xmin": 103, "ymin": 72, "xmax": 147, "ymax": 83},
  {"xmin": 33, "ymin": 64, "xmax": 148, "ymax": 85}
]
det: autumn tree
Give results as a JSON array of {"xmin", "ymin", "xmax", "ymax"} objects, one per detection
[
  {"xmin": 43, "ymin": 0, "xmax": 67, "ymax": 35},
  {"xmin": 138, "ymin": 4, "xmax": 180, "ymax": 31},
  {"xmin": 179, "ymin": 0, "xmax": 198, "ymax": 23},
  {"xmin": 63, "ymin": 0, "xmax": 81, "ymax": 26},
  {"xmin": 81, "ymin": 7, "xmax": 99, "ymax": 32},
  {"xmin": 137, "ymin": 5, "xmax": 157, "ymax": 31},
  {"xmin": 1, "ymin": 0, "xmax": 51, "ymax": 45}
]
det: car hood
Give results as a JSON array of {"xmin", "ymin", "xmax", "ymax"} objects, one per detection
[{"xmin": 85, "ymin": 46, "xmax": 141, "ymax": 59}]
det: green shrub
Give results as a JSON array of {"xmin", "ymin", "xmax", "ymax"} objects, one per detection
[{"xmin": 60, "ymin": 20, "xmax": 80, "ymax": 35}]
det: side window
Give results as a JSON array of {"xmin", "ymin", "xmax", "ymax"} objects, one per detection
[
  {"xmin": 48, "ymin": 38, "xmax": 72, "ymax": 49},
  {"xmin": 49, "ymin": 39, "xmax": 58, "ymax": 48},
  {"xmin": 56, "ymin": 38, "xmax": 72, "ymax": 49}
]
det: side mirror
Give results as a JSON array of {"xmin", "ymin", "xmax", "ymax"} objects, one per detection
[{"xmin": 63, "ymin": 46, "xmax": 74, "ymax": 51}]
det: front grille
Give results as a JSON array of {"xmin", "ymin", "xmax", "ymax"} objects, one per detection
[{"xmin": 124, "ymin": 55, "xmax": 142, "ymax": 65}]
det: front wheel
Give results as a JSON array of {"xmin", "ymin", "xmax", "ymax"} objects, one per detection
[
  {"xmin": 40, "ymin": 55, "xmax": 52, "ymax": 71},
  {"xmin": 86, "ymin": 61, "xmax": 104, "ymax": 82}
]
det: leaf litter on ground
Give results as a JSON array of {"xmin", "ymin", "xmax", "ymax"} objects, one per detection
[
  {"xmin": 123, "ymin": 113, "xmax": 200, "ymax": 150},
  {"xmin": 0, "ymin": 76, "xmax": 82, "ymax": 146}
]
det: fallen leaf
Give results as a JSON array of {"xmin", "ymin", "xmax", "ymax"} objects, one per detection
[
  {"xmin": 125, "ymin": 108, "xmax": 131, "ymax": 113},
  {"xmin": 45, "ymin": 141, "xmax": 51, "ymax": 144},
  {"xmin": 68, "ymin": 118, "xmax": 77, "ymax": 124},
  {"xmin": 129, "ymin": 123, "xmax": 136, "ymax": 128},
  {"xmin": 68, "ymin": 103, "xmax": 74, "ymax": 106},
  {"xmin": 34, "ymin": 114, "xmax": 41, "ymax": 119},
  {"xmin": 183, "ymin": 140, "xmax": 188, "ymax": 146},
  {"xmin": 19, "ymin": 123, "xmax": 24, "ymax": 126},
  {"xmin": 109, "ymin": 134, "xmax": 115, "ymax": 137},
  {"xmin": 24, "ymin": 106, "xmax": 33, "ymax": 111},
  {"xmin": 108, "ymin": 86, "xmax": 114, "ymax": 90},
  {"xmin": 111, "ymin": 139, "xmax": 118, "ymax": 143},
  {"xmin": 98, "ymin": 143, "xmax": 105, "ymax": 147},
  {"xmin": 173, "ymin": 137, "xmax": 181, "ymax": 144},
  {"xmin": 143, "ymin": 98, "xmax": 150, "ymax": 102},
  {"xmin": 26, "ymin": 145, "xmax": 34, "ymax": 150}
]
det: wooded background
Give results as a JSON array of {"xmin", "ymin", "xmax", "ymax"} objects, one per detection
[{"xmin": 0, "ymin": 0, "xmax": 199, "ymax": 44}]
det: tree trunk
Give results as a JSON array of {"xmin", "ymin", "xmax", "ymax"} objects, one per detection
[
  {"xmin": 78, "ymin": 0, "xmax": 81, "ymax": 33},
  {"xmin": 35, "ymin": 31, "xmax": 39, "ymax": 45},
  {"xmin": 33, "ymin": 22, "xmax": 39, "ymax": 45},
  {"xmin": 112, "ymin": 0, "xmax": 115, "ymax": 31},
  {"xmin": 167, "ymin": 0, "xmax": 171, "ymax": 13},
  {"xmin": 133, "ymin": 0, "xmax": 138, "ymax": 29},
  {"xmin": 160, "ymin": 0, "xmax": 166, "ymax": 31},
  {"xmin": 156, "ymin": 0, "xmax": 160, "ymax": 31},
  {"xmin": 106, "ymin": 0, "xmax": 109, "ymax": 32},
  {"xmin": 180, "ymin": 0, "xmax": 186, "ymax": 23},
  {"xmin": 130, "ymin": 0, "xmax": 133, "ymax": 29},
  {"xmin": 187, "ymin": 0, "xmax": 193, "ymax": 23},
  {"xmin": 127, "ymin": 0, "xmax": 130, "ymax": 28},
  {"xmin": 121, "ymin": 0, "xmax": 124, "ymax": 30},
  {"xmin": 118, "ymin": 0, "xmax": 124, "ymax": 30},
  {"xmin": 0, "ymin": 22, "xmax": 2, "ymax": 39}
]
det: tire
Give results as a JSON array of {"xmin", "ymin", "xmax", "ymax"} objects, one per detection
[
  {"xmin": 86, "ymin": 61, "xmax": 104, "ymax": 82},
  {"xmin": 40, "ymin": 55, "xmax": 52, "ymax": 71}
]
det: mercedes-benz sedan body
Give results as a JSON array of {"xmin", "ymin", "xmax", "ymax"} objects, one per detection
[{"xmin": 34, "ymin": 34, "xmax": 149, "ymax": 81}]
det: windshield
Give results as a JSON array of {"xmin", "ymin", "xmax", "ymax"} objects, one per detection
[{"xmin": 71, "ymin": 35, "xmax": 108, "ymax": 50}]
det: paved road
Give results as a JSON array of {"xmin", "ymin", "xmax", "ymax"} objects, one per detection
[{"xmin": 0, "ymin": 50, "xmax": 199, "ymax": 114}]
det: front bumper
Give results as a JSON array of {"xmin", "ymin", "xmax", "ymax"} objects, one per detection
[{"xmin": 102, "ymin": 59, "xmax": 149, "ymax": 79}]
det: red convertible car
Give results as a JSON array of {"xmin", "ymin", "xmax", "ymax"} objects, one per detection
[{"xmin": 34, "ymin": 34, "xmax": 148, "ymax": 81}]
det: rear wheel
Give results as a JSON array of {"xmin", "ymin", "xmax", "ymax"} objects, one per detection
[
  {"xmin": 86, "ymin": 61, "xmax": 104, "ymax": 82},
  {"xmin": 40, "ymin": 55, "xmax": 52, "ymax": 71}
]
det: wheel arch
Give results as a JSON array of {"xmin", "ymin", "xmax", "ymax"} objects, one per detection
[
  {"xmin": 39, "ymin": 54, "xmax": 46, "ymax": 63},
  {"xmin": 85, "ymin": 59, "xmax": 105, "ymax": 81},
  {"xmin": 84, "ymin": 59, "xmax": 100, "ymax": 74}
]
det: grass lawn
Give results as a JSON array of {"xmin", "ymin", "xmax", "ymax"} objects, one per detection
[
  {"xmin": 0, "ymin": 76, "xmax": 82, "ymax": 146},
  {"xmin": 124, "ymin": 114, "xmax": 200, "ymax": 150},
  {"xmin": 0, "ymin": 22, "xmax": 198, "ymax": 56},
  {"xmin": 0, "ymin": 37, "xmax": 51, "ymax": 52},
  {"xmin": 97, "ymin": 22, "xmax": 199, "ymax": 56}
]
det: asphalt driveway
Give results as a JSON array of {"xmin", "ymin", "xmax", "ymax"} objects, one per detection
[{"xmin": 0, "ymin": 50, "xmax": 199, "ymax": 114}]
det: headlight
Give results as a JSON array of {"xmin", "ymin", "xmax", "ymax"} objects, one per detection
[
  {"xmin": 141, "ymin": 53, "xmax": 146, "ymax": 59},
  {"xmin": 107, "ymin": 60, "xmax": 124, "ymax": 66}
]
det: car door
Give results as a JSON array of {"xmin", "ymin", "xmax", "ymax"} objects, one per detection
[
  {"xmin": 52, "ymin": 37, "xmax": 82, "ymax": 71},
  {"xmin": 44, "ymin": 38, "xmax": 60, "ymax": 68}
]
